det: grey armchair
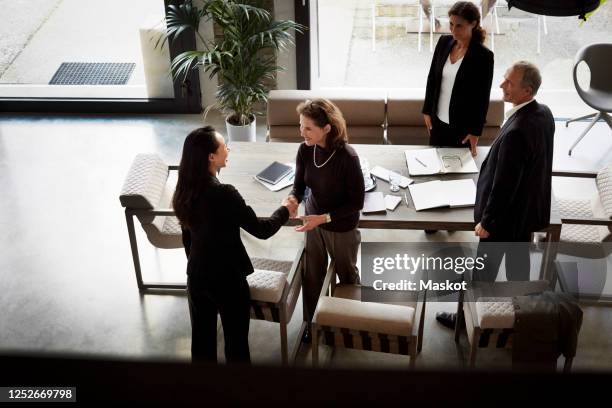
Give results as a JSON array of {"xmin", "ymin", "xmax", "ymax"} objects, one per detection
[{"xmin": 566, "ymin": 43, "xmax": 612, "ymax": 156}]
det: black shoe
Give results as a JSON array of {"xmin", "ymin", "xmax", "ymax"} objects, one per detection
[
  {"xmin": 425, "ymin": 230, "xmax": 438, "ymax": 234},
  {"xmin": 302, "ymin": 326, "xmax": 311, "ymax": 344},
  {"xmin": 435, "ymin": 311, "xmax": 457, "ymax": 330}
]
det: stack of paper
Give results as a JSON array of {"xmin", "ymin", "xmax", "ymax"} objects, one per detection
[
  {"xmin": 369, "ymin": 165, "xmax": 414, "ymax": 188},
  {"xmin": 405, "ymin": 148, "xmax": 478, "ymax": 176},
  {"xmin": 408, "ymin": 179, "xmax": 476, "ymax": 211}
]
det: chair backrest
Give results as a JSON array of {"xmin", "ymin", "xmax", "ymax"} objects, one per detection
[
  {"xmin": 119, "ymin": 154, "xmax": 169, "ymax": 213},
  {"xmin": 267, "ymin": 89, "xmax": 386, "ymax": 144},
  {"xmin": 573, "ymin": 43, "xmax": 612, "ymax": 111},
  {"xmin": 596, "ymin": 164, "xmax": 612, "ymax": 223},
  {"xmin": 119, "ymin": 154, "xmax": 183, "ymax": 249}
]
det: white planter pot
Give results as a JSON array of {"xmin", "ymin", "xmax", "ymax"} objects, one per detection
[{"xmin": 226, "ymin": 116, "xmax": 256, "ymax": 142}]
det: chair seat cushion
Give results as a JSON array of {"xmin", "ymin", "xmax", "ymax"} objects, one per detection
[
  {"xmin": 314, "ymin": 296, "xmax": 415, "ymax": 336},
  {"xmin": 247, "ymin": 269, "xmax": 287, "ymax": 304},
  {"xmin": 558, "ymin": 198, "xmax": 608, "ymax": 243},
  {"xmin": 475, "ymin": 297, "xmax": 515, "ymax": 329}
]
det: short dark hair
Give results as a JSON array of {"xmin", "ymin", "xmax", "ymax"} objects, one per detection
[
  {"xmin": 296, "ymin": 98, "xmax": 348, "ymax": 150},
  {"xmin": 512, "ymin": 61, "xmax": 542, "ymax": 96}
]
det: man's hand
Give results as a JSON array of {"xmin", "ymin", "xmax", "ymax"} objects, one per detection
[
  {"xmin": 475, "ymin": 222, "xmax": 490, "ymax": 238},
  {"xmin": 423, "ymin": 114, "xmax": 433, "ymax": 136},
  {"xmin": 462, "ymin": 134, "xmax": 479, "ymax": 156},
  {"xmin": 282, "ymin": 196, "xmax": 298, "ymax": 218},
  {"xmin": 295, "ymin": 214, "xmax": 326, "ymax": 232}
]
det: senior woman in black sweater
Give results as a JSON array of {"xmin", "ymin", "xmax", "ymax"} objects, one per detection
[
  {"xmin": 286, "ymin": 98, "xmax": 365, "ymax": 342},
  {"xmin": 173, "ymin": 126, "xmax": 296, "ymax": 363}
]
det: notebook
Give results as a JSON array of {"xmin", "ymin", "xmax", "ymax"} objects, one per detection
[
  {"xmin": 362, "ymin": 192, "xmax": 387, "ymax": 214},
  {"xmin": 408, "ymin": 179, "xmax": 476, "ymax": 211},
  {"xmin": 256, "ymin": 161, "xmax": 294, "ymax": 185},
  {"xmin": 405, "ymin": 148, "xmax": 478, "ymax": 176}
]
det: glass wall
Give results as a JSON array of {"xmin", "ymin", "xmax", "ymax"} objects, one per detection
[
  {"xmin": 312, "ymin": 0, "xmax": 612, "ymax": 117},
  {"xmin": 0, "ymin": 0, "xmax": 173, "ymax": 99}
]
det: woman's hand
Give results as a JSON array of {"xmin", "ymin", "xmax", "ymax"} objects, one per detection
[
  {"xmin": 295, "ymin": 214, "xmax": 326, "ymax": 232},
  {"xmin": 462, "ymin": 134, "xmax": 479, "ymax": 156},
  {"xmin": 282, "ymin": 196, "xmax": 298, "ymax": 218},
  {"xmin": 475, "ymin": 222, "xmax": 490, "ymax": 238},
  {"xmin": 423, "ymin": 114, "xmax": 433, "ymax": 136}
]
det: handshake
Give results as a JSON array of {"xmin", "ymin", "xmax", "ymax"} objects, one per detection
[
  {"xmin": 281, "ymin": 195, "xmax": 299, "ymax": 218},
  {"xmin": 281, "ymin": 195, "xmax": 327, "ymax": 232}
]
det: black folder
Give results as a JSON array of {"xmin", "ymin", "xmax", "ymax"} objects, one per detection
[{"xmin": 255, "ymin": 161, "xmax": 294, "ymax": 185}]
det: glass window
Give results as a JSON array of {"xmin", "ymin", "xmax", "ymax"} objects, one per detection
[
  {"xmin": 0, "ymin": 0, "xmax": 174, "ymax": 99},
  {"xmin": 313, "ymin": 0, "xmax": 611, "ymax": 117}
]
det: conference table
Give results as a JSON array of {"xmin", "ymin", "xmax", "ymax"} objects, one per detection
[{"xmin": 219, "ymin": 142, "xmax": 562, "ymax": 281}]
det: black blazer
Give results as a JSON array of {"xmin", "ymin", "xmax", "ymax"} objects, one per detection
[
  {"xmin": 474, "ymin": 100, "xmax": 555, "ymax": 239},
  {"xmin": 422, "ymin": 35, "xmax": 494, "ymax": 137},
  {"xmin": 182, "ymin": 176, "xmax": 289, "ymax": 284}
]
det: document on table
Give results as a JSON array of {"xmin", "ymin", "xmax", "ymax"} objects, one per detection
[
  {"xmin": 384, "ymin": 194, "xmax": 402, "ymax": 211},
  {"xmin": 408, "ymin": 179, "xmax": 476, "ymax": 211},
  {"xmin": 369, "ymin": 165, "xmax": 414, "ymax": 188},
  {"xmin": 362, "ymin": 192, "xmax": 387, "ymax": 214},
  {"xmin": 254, "ymin": 163, "xmax": 295, "ymax": 191},
  {"xmin": 405, "ymin": 148, "xmax": 478, "ymax": 176}
]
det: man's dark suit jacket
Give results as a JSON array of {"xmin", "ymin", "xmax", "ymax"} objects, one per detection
[
  {"xmin": 422, "ymin": 35, "xmax": 494, "ymax": 137},
  {"xmin": 474, "ymin": 100, "xmax": 555, "ymax": 239},
  {"xmin": 182, "ymin": 176, "xmax": 289, "ymax": 285}
]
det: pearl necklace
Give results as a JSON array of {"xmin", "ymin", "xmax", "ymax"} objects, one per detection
[{"xmin": 313, "ymin": 145, "xmax": 336, "ymax": 168}]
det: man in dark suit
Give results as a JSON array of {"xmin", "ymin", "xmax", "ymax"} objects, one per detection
[
  {"xmin": 473, "ymin": 61, "xmax": 554, "ymax": 281},
  {"xmin": 437, "ymin": 61, "xmax": 555, "ymax": 328}
]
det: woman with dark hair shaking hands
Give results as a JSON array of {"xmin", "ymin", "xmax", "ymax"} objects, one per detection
[
  {"xmin": 173, "ymin": 126, "xmax": 296, "ymax": 363},
  {"xmin": 422, "ymin": 1, "xmax": 494, "ymax": 156}
]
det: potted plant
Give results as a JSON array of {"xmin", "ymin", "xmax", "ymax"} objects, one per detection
[{"xmin": 162, "ymin": 0, "xmax": 304, "ymax": 141}]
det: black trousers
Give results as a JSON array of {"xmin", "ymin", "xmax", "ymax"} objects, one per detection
[
  {"xmin": 187, "ymin": 275, "xmax": 251, "ymax": 363},
  {"xmin": 472, "ymin": 233, "xmax": 532, "ymax": 282},
  {"xmin": 429, "ymin": 115, "xmax": 467, "ymax": 147}
]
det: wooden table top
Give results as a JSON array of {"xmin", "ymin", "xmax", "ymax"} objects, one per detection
[{"xmin": 218, "ymin": 142, "xmax": 561, "ymax": 230}]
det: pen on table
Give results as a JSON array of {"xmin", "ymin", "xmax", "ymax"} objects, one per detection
[
  {"xmin": 404, "ymin": 192, "xmax": 409, "ymax": 207},
  {"xmin": 415, "ymin": 157, "xmax": 427, "ymax": 167}
]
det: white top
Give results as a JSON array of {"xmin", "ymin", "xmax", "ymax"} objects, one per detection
[
  {"xmin": 436, "ymin": 55, "xmax": 463, "ymax": 124},
  {"xmin": 505, "ymin": 98, "xmax": 535, "ymax": 120}
]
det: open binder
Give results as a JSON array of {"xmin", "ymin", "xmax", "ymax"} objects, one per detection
[
  {"xmin": 408, "ymin": 179, "xmax": 476, "ymax": 211},
  {"xmin": 405, "ymin": 148, "xmax": 478, "ymax": 176}
]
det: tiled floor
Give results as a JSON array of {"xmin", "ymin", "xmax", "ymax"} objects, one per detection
[{"xmin": 1, "ymin": 111, "xmax": 611, "ymax": 371}]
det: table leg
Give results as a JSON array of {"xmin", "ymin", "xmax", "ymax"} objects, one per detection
[{"xmin": 539, "ymin": 226, "xmax": 561, "ymax": 281}]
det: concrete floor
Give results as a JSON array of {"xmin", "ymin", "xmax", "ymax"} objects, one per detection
[{"xmin": 1, "ymin": 111, "xmax": 611, "ymax": 371}]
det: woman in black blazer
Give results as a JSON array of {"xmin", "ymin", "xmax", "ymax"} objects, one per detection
[
  {"xmin": 422, "ymin": 1, "xmax": 494, "ymax": 156},
  {"xmin": 173, "ymin": 126, "xmax": 296, "ymax": 363}
]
